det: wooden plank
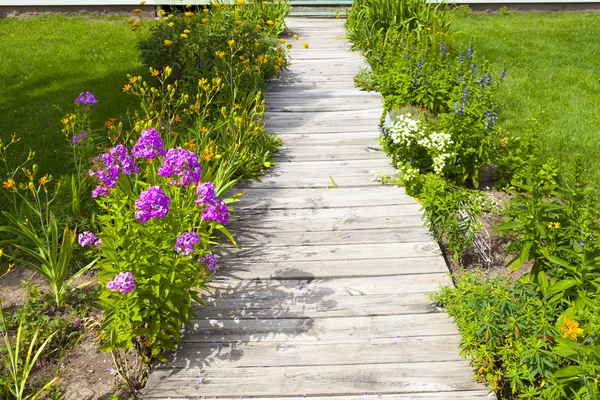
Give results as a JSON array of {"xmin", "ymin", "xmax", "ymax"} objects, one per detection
[
  {"xmin": 144, "ymin": 392, "xmax": 494, "ymax": 400},
  {"xmin": 267, "ymin": 103, "xmax": 378, "ymax": 112},
  {"xmin": 217, "ymin": 242, "xmax": 440, "ymax": 262},
  {"xmin": 232, "ymin": 204, "xmax": 424, "ymax": 224},
  {"xmin": 144, "ymin": 361, "xmax": 483, "ymax": 397},
  {"xmin": 206, "ymin": 274, "xmax": 451, "ymax": 299},
  {"xmin": 197, "ymin": 291, "xmax": 442, "ymax": 316},
  {"xmin": 158, "ymin": 336, "xmax": 464, "ymax": 369},
  {"xmin": 278, "ymin": 133, "xmax": 382, "ymax": 145},
  {"xmin": 216, "ymin": 257, "xmax": 445, "ymax": 280},
  {"xmin": 238, "ymin": 174, "xmax": 383, "ymax": 188},
  {"xmin": 224, "ymin": 227, "xmax": 434, "ymax": 247},
  {"xmin": 185, "ymin": 313, "xmax": 459, "ymax": 341}
]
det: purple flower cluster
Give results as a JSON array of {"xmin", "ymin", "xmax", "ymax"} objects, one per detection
[
  {"xmin": 74, "ymin": 92, "xmax": 98, "ymax": 107},
  {"xmin": 72, "ymin": 131, "xmax": 88, "ymax": 146},
  {"xmin": 158, "ymin": 148, "xmax": 202, "ymax": 187},
  {"xmin": 106, "ymin": 272, "xmax": 136, "ymax": 293},
  {"xmin": 89, "ymin": 145, "xmax": 138, "ymax": 197},
  {"xmin": 440, "ymin": 42, "xmax": 447, "ymax": 57},
  {"xmin": 78, "ymin": 231, "xmax": 101, "ymax": 247},
  {"xmin": 174, "ymin": 231, "xmax": 200, "ymax": 256},
  {"xmin": 134, "ymin": 186, "xmax": 171, "ymax": 223},
  {"xmin": 195, "ymin": 182, "xmax": 217, "ymax": 205},
  {"xmin": 199, "ymin": 253, "xmax": 217, "ymax": 270},
  {"xmin": 132, "ymin": 128, "xmax": 166, "ymax": 159},
  {"xmin": 196, "ymin": 182, "xmax": 229, "ymax": 224}
]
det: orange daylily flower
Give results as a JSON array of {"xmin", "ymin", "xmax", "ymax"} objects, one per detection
[{"xmin": 560, "ymin": 317, "xmax": 584, "ymax": 339}]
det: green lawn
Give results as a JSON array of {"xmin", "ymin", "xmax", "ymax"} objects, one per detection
[
  {"xmin": 0, "ymin": 14, "xmax": 145, "ymax": 178},
  {"xmin": 452, "ymin": 11, "xmax": 600, "ymax": 186}
]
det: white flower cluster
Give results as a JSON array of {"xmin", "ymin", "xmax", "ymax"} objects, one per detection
[
  {"xmin": 418, "ymin": 131, "xmax": 455, "ymax": 174},
  {"xmin": 387, "ymin": 114, "xmax": 422, "ymax": 146},
  {"xmin": 397, "ymin": 162, "xmax": 420, "ymax": 183}
]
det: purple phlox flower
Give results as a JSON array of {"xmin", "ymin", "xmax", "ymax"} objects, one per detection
[
  {"xmin": 174, "ymin": 231, "xmax": 200, "ymax": 256},
  {"xmin": 72, "ymin": 131, "xmax": 88, "ymax": 146},
  {"xmin": 132, "ymin": 128, "xmax": 166, "ymax": 159},
  {"xmin": 199, "ymin": 253, "xmax": 217, "ymax": 270},
  {"xmin": 88, "ymin": 145, "xmax": 137, "ymax": 191},
  {"xmin": 74, "ymin": 92, "xmax": 98, "ymax": 107},
  {"xmin": 468, "ymin": 46, "xmax": 474, "ymax": 58},
  {"xmin": 134, "ymin": 186, "xmax": 171, "ymax": 223},
  {"xmin": 92, "ymin": 186, "xmax": 110, "ymax": 198},
  {"xmin": 73, "ymin": 316, "xmax": 82, "ymax": 328},
  {"xmin": 106, "ymin": 272, "xmax": 136, "ymax": 293},
  {"xmin": 201, "ymin": 199, "xmax": 229, "ymax": 224},
  {"xmin": 440, "ymin": 42, "xmax": 447, "ymax": 57},
  {"xmin": 196, "ymin": 182, "xmax": 218, "ymax": 205},
  {"xmin": 78, "ymin": 231, "xmax": 102, "ymax": 247},
  {"xmin": 110, "ymin": 145, "xmax": 138, "ymax": 175},
  {"xmin": 158, "ymin": 147, "xmax": 202, "ymax": 187}
]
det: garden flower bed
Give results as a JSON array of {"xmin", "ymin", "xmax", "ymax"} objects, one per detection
[
  {"xmin": 346, "ymin": 1, "xmax": 600, "ymax": 398},
  {"xmin": 0, "ymin": 1, "xmax": 293, "ymax": 397}
]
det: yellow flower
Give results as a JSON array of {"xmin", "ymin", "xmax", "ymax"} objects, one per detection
[
  {"xmin": 277, "ymin": 57, "xmax": 284, "ymax": 65},
  {"xmin": 293, "ymin": 34, "xmax": 298, "ymax": 40},
  {"xmin": 2, "ymin": 178, "xmax": 15, "ymax": 189},
  {"xmin": 228, "ymin": 39, "xmax": 235, "ymax": 46},
  {"xmin": 180, "ymin": 33, "xmax": 188, "ymax": 39},
  {"xmin": 129, "ymin": 76, "xmax": 137, "ymax": 84},
  {"xmin": 61, "ymin": 118, "xmax": 69, "ymax": 125},
  {"xmin": 123, "ymin": 84, "xmax": 132, "ymax": 92},
  {"xmin": 105, "ymin": 118, "xmax": 116, "ymax": 128},
  {"xmin": 202, "ymin": 18, "xmax": 209, "ymax": 23},
  {"xmin": 186, "ymin": 3, "xmax": 192, "ymax": 8},
  {"xmin": 216, "ymin": 51, "xmax": 225, "ymax": 58},
  {"xmin": 274, "ymin": 65, "xmax": 280, "ymax": 72},
  {"xmin": 133, "ymin": 8, "xmax": 142, "ymax": 13},
  {"xmin": 159, "ymin": 9, "xmax": 166, "ymax": 16},
  {"xmin": 302, "ymin": 41, "xmax": 309, "ymax": 49},
  {"xmin": 237, "ymin": 0, "xmax": 245, "ymax": 4},
  {"xmin": 127, "ymin": 17, "xmax": 136, "ymax": 23},
  {"xmin": 164, "ymin": 39, "xmax": 174, "ymax": 46},
  {"xmin": 140, "ymin": 1, "xmax": 146, "ymax": 4},
  {"xmin": 255, "ymin": 24, "xmax": 262, "ymax": 30},
  {"xmin": 278, "ymin": 38, "xmax": 285, "ymax": 43},
  {"xmin": 131, "ymin": 22, "xmax": 142, "ymax": 29},
  {"xmin": 168, "ymin": 14, "xmax": 173, "ymax": 18},
  {"xmin": 263, "ymin": 1, "xmax": 268, "ymax": 4},
  {"xmin": 212, "ymin": 2, "xmax": 221, "ymax": 7},
  {"xmin": 174, "ymin": 114, "xmax": 182, "ymax": 123},
  {"xmin": 203, "ymin": 8, "xmax": 209, "ymax": 12},
  {"xmin": 0, "ymin": 249, "xmax": 3, "ymax": 258},
  {"xmin": 235, "ymin": 20, "xmax": 243, "ymax": 25},
  {"xmin": 275, "ymin": 45, "xmax": 282, "ymax": 51},
  {"xmin": 233, "ymin": 29, "xmax": 239, "ymax": 34},
  {"xmin": 184, "ymin": 11, "xmax": 194, "ymax": 17},
  {"xmin": 184, "ymin": 29, "xmax": 191, "ymax": 34},
  {"xmin": 151, "ymin": 69, "xmax": 160, "ymax": 77},
  {"xmin": 168, "ymin": 21, "xmax": 175, "ymax": 27},
  {"xmin": 263, "ymin": 161, "xmax": 271, "ymax": 168},
  {"xmin": 267, "ymin": 20, "xmax": 274, "ymax": 26},
  {"xmin": 560, "ymin": 317, "xmax": 584, "ymax": 339},
  {"xmin": 286, "ymin": 44, "xmax": 292, "ymax": 50},
  {"xmin": 548, "ymin": 222, "xmax": 561, "ymax": 229},
  {"xmin": 336, "ymin": 13, "xmax": 340, "ymax": 19},
  {"xmin": 200, "ymin": 127, "xmax": 208, "ymax": 134},
  {"xmin": 38, "ymin": 175, "xmax": 50, "ymax": 185}
]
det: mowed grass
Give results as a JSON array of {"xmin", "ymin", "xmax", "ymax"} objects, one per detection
[
  {"xmin": 452, "ymin": 11, "xmax": 600, "ymax": 186},
  {"xmin": 0, "ymin": 14, "xmax": 145, "ymax": 178}
]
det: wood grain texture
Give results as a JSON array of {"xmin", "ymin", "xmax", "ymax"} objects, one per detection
[{"xmin": 144, "ymin": 17, "xmax": 494, "ymax": 399}]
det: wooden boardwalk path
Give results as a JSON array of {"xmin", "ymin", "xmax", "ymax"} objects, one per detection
[{"xmin": 144, "ymin": 18, "xmax": 494, "ymax": 399}]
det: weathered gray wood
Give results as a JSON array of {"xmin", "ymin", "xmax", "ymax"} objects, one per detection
[
  {"xmin": 144, "ymin": 361, "xmax": 485, "ymax": 397},
  {"xmin": 158, "ymin": 336, "xmax": 464, "ymax": 369},
  {"xmin": 145, "ymin": 392, "xmax": 495, "ymax": 400},
  {"xmin": 197, "ymin": 292, "xmax": 443, "ymax": 317}
]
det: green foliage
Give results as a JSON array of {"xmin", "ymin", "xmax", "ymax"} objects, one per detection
[
  {"xmin": 346, "ymin": 0, "xmax": 451, "ymax": 56},
  {"xmin": 432, "ymin": 273, "xmax": 562, "ymax": 398},
  {"xmin": 0, "ymin": 307, "xmax": 59, "ymax": 400},
  {"xmin": 418, "ymin": 174, "xmax": 493, "ymax": 259}
]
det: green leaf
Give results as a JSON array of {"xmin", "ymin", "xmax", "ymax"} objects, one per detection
[{"xmin": 552, "ymin": 365, "xmax": 582, "ymax": 379}]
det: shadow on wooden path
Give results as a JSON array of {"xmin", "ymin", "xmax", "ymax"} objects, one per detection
[{"xmin": 143, "ymin": 18, "xmax": 496, "ymax": 399}]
